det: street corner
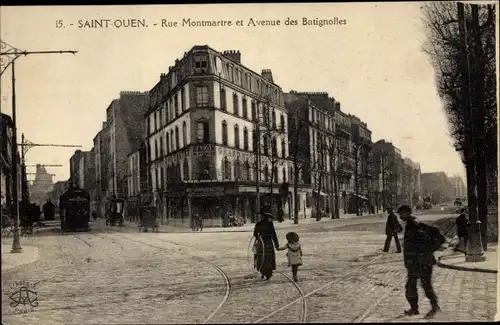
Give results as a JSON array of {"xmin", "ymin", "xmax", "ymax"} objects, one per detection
[
  {"xmin": 437, "ymin": 244, "xmax": 498, "ymax": 274},
  {"xmin": 1, "ymin": 244, "xmax": 39, "ymax": 272}
]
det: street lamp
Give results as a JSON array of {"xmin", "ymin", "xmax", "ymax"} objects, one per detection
[{"xmin": 1, "ymin": 40, "xmax": 77, "ymax": 253}]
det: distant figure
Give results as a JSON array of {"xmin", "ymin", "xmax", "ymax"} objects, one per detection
[
  {"xmin": 42, "ymin": 200, "xmax": 56, "ymax": 221},
  {"xmin": 253, "ymin": 212, "xmax": 279, "ymax": 280},
  {"xmin": 194, "ymin": 214, "xmax": 203, "ymax": 231},
  {"xmin": 454, "ymin": 208, "xmax": 469, "ymax": 253},
  {"xmin": 277, "ymin": 232, "xmax": 303, "ymax": 282},
  {"xmin": 398, "ymin": 205, "xmax": 444, "ymax": 319},
  {"xmin": 383, "ymin": 208, "xmax": 402, "ymax": 253}
]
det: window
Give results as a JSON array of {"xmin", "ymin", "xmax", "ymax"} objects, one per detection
[
  {"xmin": 222, "ymin": 157, "xmax": 231, "ymax": 180},
  {"xmin": 159, "ymin": 136, "xmax": 164, "ymax": 157},
  {"xmin": 273, "ymin": 166, "xmax": 278, "ymax": 183},
  {"xmin": 272, "ymin": 137, "xmax": 277, "ymax": 156},
  {"xmin": 234, "ymin": 124, "xmax": 240, "ymax": 149},
  {"xmin": 233, "ymin": 94, "xmax": 239, "ymax": 116},
  {"xmin": 220, "ymin": 88, "xmax": 227, "ymax": 111},
  {"xmin": 245, "ymin": 161, "xmax": 251, "ymax": 180},
  {"xmin": 280, "ymin": 114, "xmax": 285, "ymax": 132},
  {"xmin": 183, "ymin": 158, "xmax": 189, "ymax": 180},
  {"xmin": 263, "ymin": 135, "xmax": 269, "ymax": 156},
  {"xmin": 175, "ymin": 94, "xmax": 179, "ymax": 117},
  {"xmin": 170, "ymin": 130, "xmax": 174, "ymax": 151},
  {"xmin": 197, "ymin": 120, "xmax": 209, "ymax": 144},
  {"xmin": 154, "ymin": 139, "xmax": 158, "ymax": 160},
  {"xmin": 160, "ymin": 167, "xmax": 164, "ymax": 189},
  {"xmin": 156, "ymin": 168, "xmax": 160, "ymax": 190},
  {"xmin": 175, "ymin": 126, "xmax": 180, "ymax": 149},
  {"xmin": 152, "ymin": 114, "xmax": 156, "ymax": 133},
  {"xmin": 234, "ymin": 159, "xmax": 241, "ymax": 180},
  {"xmin": 166, "ymin": 132, "xmax": 170, "ymax": 153},
  {"xmin": 166, "ymin": 102, "xmax": 170, "ymax": 123},
  {"xmin": 272, "ymin": 110, "xmax": 276, "ymax": 129},
  {"xmin": 198, "ymin": 156, "xmax": 211, "ymax": 180},
  {"xmin": 242, "ymin": 97, "xmax": 248, "ymax": 119},
  {"xmin": 146, "ymin": 118, "xmax": 150, "ymax": 136},
  {"xmin": 181, "ymin": 87, "xmax": 185, "ymax": 111},
  {"xmin": 251, "ymin": 101, "xmax": 256, "ymax": 120},
  {"xmin": 194, "ymin": 55, "xmax": 208, "ymax": 69},
  {"xmin": 222, "ymin": 120, "xmax": 228, "ymax": 145},
  {"xmin": 196, "ymin": 86, "xmax": 209, "ymax": 107},
  {"xmin": 243, "ymin": 127, "xmax": 249, "ymax": 150},
  {"xmin": 281, "ymin": 139, "xmax": 286, "ymax": 158},
  {"xmin": 282, "ymin": 167, "xmax": 287, "ymax": 183},
  {"xmin": 159, "ymin": 109, "xmax": 163, "ymax": 128},
  {"xmin": 252, "ymin": 130, "xmax": 257, "ymax": 152},
  {"xmin": 263, "ymin": 106, "xmax": 269, "ymax": 126},
  {"xmin": 264, "ymin": 165, "xmax": 269, "ymax": 182},
  {"xmin": 182, "ymin": 121, "xmax": 187, "ymax": 147}
]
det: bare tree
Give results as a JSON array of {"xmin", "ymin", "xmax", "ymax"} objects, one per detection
[
  {"xmin": 287, "ymin": 97, "xmax": 311, "ymax": 224},
  {"xmin": 254, "ymin": 94, "xmax": 288, "ymax": 220},
  {"xmin": 422, "ymin": 2, "xmax": 497, "ymax": 248}
]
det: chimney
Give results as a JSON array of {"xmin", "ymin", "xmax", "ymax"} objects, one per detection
[
  {"xmin": 261, "ymin": 69, "xmax": 274, "ymax": 83},
  {"xmin": 335, "ymin": 102, "xmax": 341, "ymax": 111},
  {"xmin": 222, "ymin": 50, "xmax": 241, "ymax": 64}
]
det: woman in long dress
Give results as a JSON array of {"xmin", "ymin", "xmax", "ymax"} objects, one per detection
[{"xmin": 253, "ymin": 212, "xmax": 279, "ymax": 280}]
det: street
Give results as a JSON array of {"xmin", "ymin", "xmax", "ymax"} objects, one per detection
[{"xmin": 1, "ymin": 213, "xmax": 497, "ymax": 324}]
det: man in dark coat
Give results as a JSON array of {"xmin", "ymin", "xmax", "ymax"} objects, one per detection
[
  {"xmin": 43, "ymin": 200, "xmax": 56, "ymax": 221},
  {"xmin": 383, "ymin": 208, "xmax": 402, "ymax": 253},
  {"xmin": 398, "ymin": 205, "xmax": 444, "ymax": 319},
  {"xmin": 454, "ymin": 208, "xmax": 468, "ymax": 253},
  {"xmin": 253, "ymin": 212, "xmax": 280, "ymax": 280}
]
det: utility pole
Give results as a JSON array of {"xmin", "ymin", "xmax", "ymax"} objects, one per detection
[
  {"xmin": 457, "ymin": 2, "xmax": 485, "ymax": 262},
  {"xmin": 1, "ymin": 40, "xmax": 77, "ymax": 254}
]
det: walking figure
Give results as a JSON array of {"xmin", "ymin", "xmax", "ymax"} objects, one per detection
[
  {"xmin": 454, "ymin": 208, "xmax": 468, "ymax": 253},
  {"xmin": 277, "ymin": 232, "xmax": 303, "ymax": 282},
  {"xmin": 196, "ymin": 214, "xmax": 203, "ymax": 231},
  {"xmin": 398, "ymin": 205, "xmax": 444, "ymax": 319},
  {"xmin": 383, "ymin": 207, "xmax": 403, "ymax": 253},
  {"xmin": 253, "ymin": 212, "xmax": 279, "ymax": 280}
]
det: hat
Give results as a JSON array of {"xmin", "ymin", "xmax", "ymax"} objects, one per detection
[{"xmin": 260, "ymin": 212, "xmax": 274, "ymax": 218}]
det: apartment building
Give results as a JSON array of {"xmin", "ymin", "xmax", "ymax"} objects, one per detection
[
  {"xmin": 145, "ymin": 45, "xmax": 289, "ymax": 226},
  {"xmin": 372, "ymin": 139, "xmax": 404, "ymax": 209},
  {"xmin": 401, "ymin": 157, "xmax": 422, "ymax": 207},
  {"xmin": 91, "ymin": 91, "xmax": 149, "ymax": 216}
]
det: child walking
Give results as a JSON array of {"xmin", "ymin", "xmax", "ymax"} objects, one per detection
[{"xmin": 277, "ymin": 232, "xmax": 302, "ymax": 282}]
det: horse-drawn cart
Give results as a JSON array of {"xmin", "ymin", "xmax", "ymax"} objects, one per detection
[{"xmin": 138, "ymin": 206, "xmax": 158, "ymax": 233}]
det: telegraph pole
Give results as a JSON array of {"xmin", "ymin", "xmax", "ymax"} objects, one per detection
[
  {"xmin": 1, "ymin": 40, "xmax": 77, "ymax": 254},
  {"xmin": 457, "ymin": 2, "xmax": 485, "ymax": 262}
]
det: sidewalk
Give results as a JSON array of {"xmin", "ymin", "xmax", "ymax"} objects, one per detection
[
  {"xmin": 438, "ymin": 243, "xmax": 498, "ymax": 274},
  {"xmin": 1, "ymin": 243, "xmax": 39, "ymax": 271},
  {"xmin": 125, "ymin": 212, "xmax": 386, "ymax": 233}
]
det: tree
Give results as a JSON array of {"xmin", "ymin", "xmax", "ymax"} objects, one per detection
[
  {"xmin": 422, "ymin": 2, "xmax": 497, "ymax": 248},
  {"xmin": 254, "ymin": 94, "xmax": 288, "ymax": 220},
  {"xmin": 287, "ymin": 97, "xmax": 311, "ymax": 224}
]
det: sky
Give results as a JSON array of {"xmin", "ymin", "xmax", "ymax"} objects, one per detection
[{"xmin": 0, "ymin": 2, "xmax": 466, "ymax": 183}]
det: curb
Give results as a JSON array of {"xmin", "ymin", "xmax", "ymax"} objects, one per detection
[
  {"xmin": 436, "ymin": 239, "xmax": 498, "ymax": 274},
  {"xmin": 436, "ymin": 259, "xmax": 498, "ymax": 274}
]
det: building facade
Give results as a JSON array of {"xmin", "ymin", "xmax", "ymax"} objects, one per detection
[
  {"xmin": 372, "ymin": 140, "xmax": 404, "ymax": 210},
  {"xmin": 401, "ymin": 157, "xmax": 422, "ymax": 208},
  {"xmin": 91, "ymin": 91, "xmax": 149, "ymax": 216},
  {"xmin": 0, "ymin": 113, "xmax": 14, "ymax": 208},
  {"xmin": 449, "ymin": 174, "xmax": 466, "ymax": 199},
  {"xmin": 421, "ymin": 172, "xmax": 454, "ymax": 204},
  {"xmin": 145, "ymin": 45, "xmax": 289, "ymax": 226}
]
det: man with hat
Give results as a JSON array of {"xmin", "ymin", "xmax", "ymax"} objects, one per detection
[
  {"xmin": 382, "ymin": 207, "xmax": 402, "ymax": 253},
  {"xmin": 398, "ymin": 204, "xmax": 444, "ymax": 319}
]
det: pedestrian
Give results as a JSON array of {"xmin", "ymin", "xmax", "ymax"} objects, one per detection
[
  {"xmin": 398, "ymin": 205, "xmax": 444, "ymax": 319},
  {"xmin": 197, "ymin": 214, "xmax": 203, "ymax": 231},
  {"xmin": 277, "ymin": 231, "xmax": 303, "ymax": 282},
  {"xmin": 382, "ymin": 207, "xmax": 403, "ymax": 253},
  {"xmin": 454, "ymin": 208, "xmax": 468, "ymax": 253},
  {"xmin": 192, "ymin": 214, "xmax": 198, "ymax": 231},
  {"xmin": 253, "ymin": 211, "xmax": 279, "ymax": 280}
]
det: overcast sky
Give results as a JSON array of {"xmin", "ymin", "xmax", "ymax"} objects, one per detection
[{"xmin": 0, "ymin": 2, "xmax": 466, "ymax": 183}]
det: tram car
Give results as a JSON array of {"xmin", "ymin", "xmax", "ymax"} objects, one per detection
[{"xmin": 59, "ymin": 186, "xmax": 91, "ymax": 232}]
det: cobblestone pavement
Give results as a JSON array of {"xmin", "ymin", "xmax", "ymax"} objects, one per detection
[{"xmin": 2, "ymin": 214, "xmax": 496, "ymax": 324}]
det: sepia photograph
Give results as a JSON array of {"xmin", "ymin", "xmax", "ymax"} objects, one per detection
[{"xmin": 0, "ymin": 2, "xmax": 498, "ymax": 324}]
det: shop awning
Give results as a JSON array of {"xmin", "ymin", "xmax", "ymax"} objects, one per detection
[{"xmin": 313, "ymin": 190, "xmax": 328, "ymax": 196}]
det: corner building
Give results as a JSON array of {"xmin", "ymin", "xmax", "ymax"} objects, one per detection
[{"xmin": 145, "ymin": 45, "xmax": 289, "ymax": 226}]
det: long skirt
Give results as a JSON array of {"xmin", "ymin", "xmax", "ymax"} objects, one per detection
[{"xmin": 255, "ymin": 239, "xmax": 276, "ymax": 273}]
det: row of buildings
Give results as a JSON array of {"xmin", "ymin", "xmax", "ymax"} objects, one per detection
[{"xmin": 40, "ymin": 45, "xmax": 453, "ymax": 225}]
